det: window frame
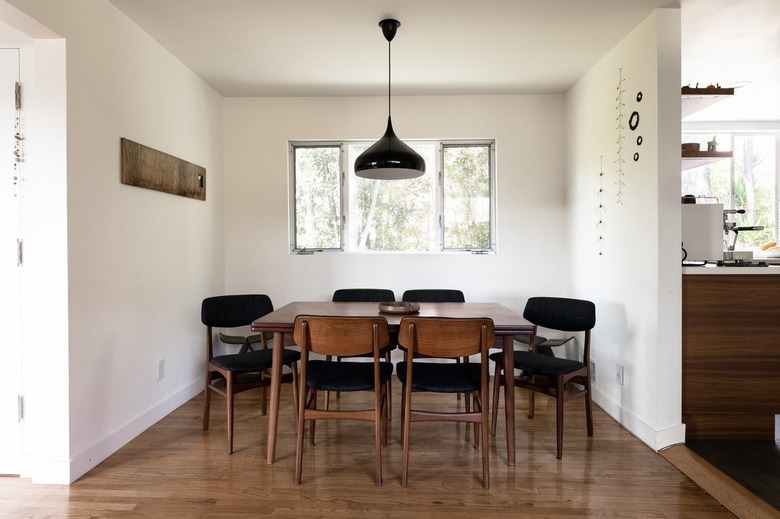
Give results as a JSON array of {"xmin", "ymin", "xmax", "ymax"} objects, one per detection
[
  {"xmin": 289, "ymin": 139, "xmax": 496, "ymax": 254},
  {"xmin": 289, "ymin": 142, "xmax": 345, "ymax": 252}
]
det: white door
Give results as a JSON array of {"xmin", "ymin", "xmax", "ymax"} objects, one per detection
[{"xmin": 0, "ymin": 48, "xmax": 22, "ymax": 475}]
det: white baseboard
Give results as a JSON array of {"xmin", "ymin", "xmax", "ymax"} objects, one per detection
[
  {"xmin": 592, "ymin": 386, "xmax": 686, "ymax": 452},
  {"xmin": 30, "ymin": 379, "xmax": 201, "ymax": 484}
]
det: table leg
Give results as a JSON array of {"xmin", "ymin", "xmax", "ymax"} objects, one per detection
[
  {"xmin": 503, "ymin": 334, "xmax": 516, "ymax": 466},
  {"xmin": 266, "ymin": 331, "xmax": 284, "ymax": 464}
]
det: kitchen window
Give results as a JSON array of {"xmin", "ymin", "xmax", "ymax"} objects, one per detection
[
  {"xmin": 290, "ymin": 140, "xmax": 496, "ymax": 253},
  {"xmin": 681, "ymin": 132, "xmax": 779, "ymax": 248}
]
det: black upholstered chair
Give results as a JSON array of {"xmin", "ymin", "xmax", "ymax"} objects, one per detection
[
  {"xmin": 490, "ymin": 296, "xmax": 596, "ymax": 459},
  {"xmin": 330, "ymin": 288, "xmax": 396, "ymax": 408},
  {"xmin": 401, "ymin": 289, "xmax": 465, "ymax": 304},
  {"xmin": 402, "ymin": 289, "xmax": 470, "ymax": 406},
  {"xmin": 397, "ymin": 317, "xmax": 494, "ymax": 488},
  {"xmin": 201, "ymin": 294, "xmax": 300, "ymax": 454},
  {"xmin": 293, "ymin": 315, "xmax": 393, "ymax": 485},
  {"xmin": 333, "ymin": 288, "xmax": 396, "ymax": 304}
]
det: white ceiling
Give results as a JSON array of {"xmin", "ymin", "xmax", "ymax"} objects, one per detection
[{"xmin": 108, "ymin": 0, "xmax": 779, "ymax": 121}]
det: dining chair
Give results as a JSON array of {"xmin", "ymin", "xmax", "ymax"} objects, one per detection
[
  {"xmin": 397, "ymin": 316, "xmax": 495, "ymax": 488},
  {"xmin": 401, "ymin": 289, "xmax": 470, "ymax": 408},
  {"xmin": 201, "ymin": 294, "xmax": 300, "ymax": 454},
  {"xmin": 330, "ymin": 288, "xmax": 396, "ymax": 410},
  {"xmin": 332, "ymin": 288, "xmax": 396, "ymax": 304},
  {"xmin": 490, "ymin": 296, "xmax": 596, "ymax": 459},
  {"xmin": 293, "ymin": 315, "xmax": 393, "ymax": 486},
  {"xmin": 401, "ymin": 289, "xmax": 465, "ymax": 304}
]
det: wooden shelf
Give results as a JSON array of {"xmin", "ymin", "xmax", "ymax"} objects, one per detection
[
  {"xmin": 681, "ymin": 150, "xmax": 733, "ymax": 170},
  {"xmin": 681, "ymin": 87, "xmax": 734, "ymax": 118}
]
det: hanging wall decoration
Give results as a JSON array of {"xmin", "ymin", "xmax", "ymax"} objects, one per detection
[
  {"xmin": 120, "ymin": 138, "xmax": 206, "ymax": 200},
  {"xmin": 631, "ymin": 90, "xmax": 643, "ymax": 162},
  {"xmin": 614, "ymin": 68, "xmax": 626, "ymax": 204},
  {"xmin": 597, "ymin": 155, "xmax": 606, "ymax": 256},
  {"xmin": 12, "ymin": 81, "xmax": 23, "ymax": 194}
]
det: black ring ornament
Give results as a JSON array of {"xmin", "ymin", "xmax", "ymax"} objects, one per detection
[
  {"xmin": 637, "ymin": 136, "xmax": 643, "ymax": 145},
  {"xmin": 629, "ymin": 111, "xmax": 640, "ymax": 131},
  {"xmin": 636, "ymin": 91, "xmax": 643, "ymax": 102},
  {"xmin": 633, "ymin": 152, "xmax": 640, "ymax": 162}
]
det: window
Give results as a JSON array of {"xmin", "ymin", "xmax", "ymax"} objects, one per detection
[
  {"xmin": 682, "ymin": 132, "xmax": 779, "ymax": 248},
  {"xmin": 291, "ymin": 140, "xmax": 495, "ymax": 253}
]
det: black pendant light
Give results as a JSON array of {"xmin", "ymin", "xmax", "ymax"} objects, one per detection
[{"xmin": 354, "ymin": 19, "xmax": 426, "ymax": 180}]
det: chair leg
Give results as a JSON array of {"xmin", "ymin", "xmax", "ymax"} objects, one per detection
[
  {"xmin": 295, "ymin": 386, "xmax": 308, "ymax": 485},
  {"xmin": 456, "ymin": 357, "xmax": 462, "ymax": 401},
  {"xmin": 555, "ymin": 376, "xmax": 565, "ymax": 459},
  {"xmin": 401, "ymin": 383, "xmax": 412, "ymax": 487},
  {"xmin": 291, "ymin": 363, "xmax": 300, "ymax": 428},
  {"xmin": 382, "ymin": 387, "xmax": 391, "ymax": 447},
  {"xmin": 473, "ymin": 393, "xmax": 480, "ymax": 449},
  {"xmin": 528, "ymin": 383, "xmax": 536, "ymax": 419},
  {"xmin": 463, "ymin": 357, "xmax": 470, "ymax": 411},
  {"xmin": 226, "ymin": 372, "xmax": 235, "ymax": 454},
  {"xmin": 385, "ymin": 352, "xmax": 392, "ymax": 421},
  {"xmin": 324, "ymin": 355, "xmax": 333, "ymax": 409},
  {"xmin": 308, "ymin": 390, "xmax": 317, "ymax": 446},
  {"xmin": 480, "ymin": 389, "xmax": 490, "ymax": 489},
  {"xmin": 374, "ymin": 388, "xmax": 383, "ymax": 486},
  {"xmin": 399, "ymin": 383, "xmax": 405, "ymax": 445},
  {"xmin": 585, "ymin": 377, "xmax": 594, "ymax": 437},
  {"xmin": 490, "ymin": 365, "xmax": 502, "ymax": 436},
  {"xmin": 203, "ymin": 372, "xmax": 212, "ymax": 431}
]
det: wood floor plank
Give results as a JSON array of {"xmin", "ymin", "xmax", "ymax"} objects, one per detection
[{"xmin": 0, "ymin": 378, "xmax": 755, "ymax": 518}]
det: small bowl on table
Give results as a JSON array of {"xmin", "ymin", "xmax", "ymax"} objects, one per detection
[{"xmin": 378, "ymin": 302, "xmax": 420, "ymax": 314}]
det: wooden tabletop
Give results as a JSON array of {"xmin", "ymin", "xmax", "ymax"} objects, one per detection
[{"xmin": 251, "ymin": 301, "xmax": 534, "ymax": 335}]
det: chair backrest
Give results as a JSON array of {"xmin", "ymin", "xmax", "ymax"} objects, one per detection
[
  {"xmin": 293, "ymin": 315, "xmax": 390, "ymax": 358},
  {"xmin": 522, "ymin": 297, "xmax": 596, "ymax": 332},
  {"xmin": 201, "ymin": 294, "xmax": 274, "ymax": 328},
  {"xmin": 397, "ymin": 317, "xmax": 494, "ymax": 359},
  {"xmin": 401, "ymin": 289, "xmax": 465, "ymax": 303},
  {"xmin": 332, "ymin": 288, "xmax": 395, "ymax": 303}
]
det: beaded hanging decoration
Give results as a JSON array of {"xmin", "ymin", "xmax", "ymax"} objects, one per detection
[
  {"xmin": 614, "ymin": 68, "xmax": 626, "ymax": 204},
  {"xmin": 597, "ymin": 155, "xmax": 606, "ymax": 256},
  {"xmin": 13, "ymin": 81, "xmax": 24, "ymax": 193}
]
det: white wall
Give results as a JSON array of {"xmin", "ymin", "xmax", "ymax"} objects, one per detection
[
  {"xmin": 223, "ymin": 95, "xmax": 570, "ymax": 311},
  {"xmin": 566, "ymin": 9, "xmax": 683, "ymax": 449},
  {"xmin": 1, "ymin": 0, "xmax": 684, "ymax": 483},
  {"xmin": 5, "ymin": 0, "xmax": 225, "ymax": 483}
]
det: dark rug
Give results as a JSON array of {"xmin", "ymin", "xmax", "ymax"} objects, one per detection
[{"xmin": 686, "ymin": 440, "xmax": 780, "ymax": 511}]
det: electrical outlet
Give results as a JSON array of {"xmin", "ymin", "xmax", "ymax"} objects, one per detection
[
  {"xmin": 157, "ymin": 358, "xmax": 165, "ymax": 381},
  {"xmin": 590, "ymin": 360, "xmax": 596, "ymax": 385},
  {"xmin": 616, "ymin": 362, "xmax": 624, "ymax": 386}
]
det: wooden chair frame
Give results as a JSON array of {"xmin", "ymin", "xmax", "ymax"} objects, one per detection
[
  {"xmin": 201, "ymin": 295, "xmax": 299, "ymax": 454},
  {"xmin": 293, "ymin": 315, "xmax": 391, "ymax": 486},
  {"xmin": 398, "ymin": 317, "xmax": 494, "ymax": 488},
  {"xmin": 490, "ymin": 297, "xmax": 595, "ymax": 459}
]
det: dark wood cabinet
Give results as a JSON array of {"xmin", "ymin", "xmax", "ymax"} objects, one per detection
[{"xmin": 682, "ymin": 273, "xmax": 780, "ymax": 439}]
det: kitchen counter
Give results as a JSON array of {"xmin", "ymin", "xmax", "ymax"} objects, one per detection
[
  {"xmin": 682, "ymin": 273, "xmax": 780, "ymax": 440},
  {"xmin": 683, "ymin": 264, "xmax": 780, "ymax": 274}
]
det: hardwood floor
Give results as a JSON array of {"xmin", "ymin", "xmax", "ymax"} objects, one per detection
[{"xmin": 0, "ymin": 379, "xmax": 747, "ymax": 518}]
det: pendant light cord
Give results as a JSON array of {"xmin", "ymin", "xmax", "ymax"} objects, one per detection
[{"xmin": 387, "ymin": 38, "xmax": 392, "ymax": 118}]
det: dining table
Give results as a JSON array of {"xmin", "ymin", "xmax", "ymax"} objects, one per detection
[{"xmin": 251, "ymin": 301, "xmax": 535, "ymax": 466}]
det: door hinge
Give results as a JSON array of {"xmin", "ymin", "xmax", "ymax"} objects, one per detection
[
  {"xmin": 15, "ymin": 81, "xmax": 21, "ymax": 110},
  {"xmin": 17, "ymin": 238, "xmax": 23, "ymax": 267},
  {"xmin": 18, "ymin": 395, "xmax": 24, "ymax": 422}
]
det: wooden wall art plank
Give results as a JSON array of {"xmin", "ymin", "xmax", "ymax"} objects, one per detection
[{"xmin": 120, "ymin": 138, "xmax": 206, "ymax": 201}]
